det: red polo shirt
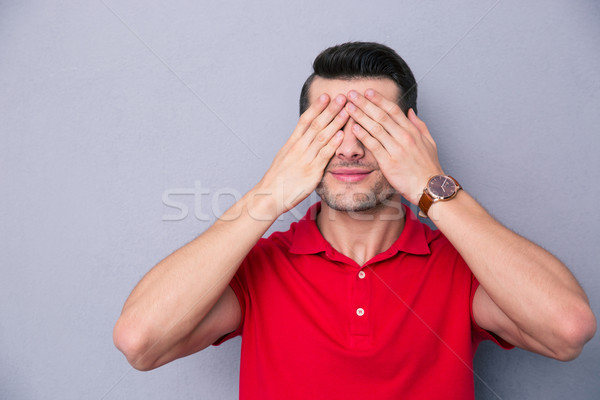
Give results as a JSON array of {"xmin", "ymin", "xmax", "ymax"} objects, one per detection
[{"xmin": 215, "ymin": 203, "xmax": 512, "ymax": 399}]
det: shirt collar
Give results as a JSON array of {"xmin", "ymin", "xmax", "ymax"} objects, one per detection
[{"xmin": 289, "ymin": 202, "xmax": 431, "ymax": 256}]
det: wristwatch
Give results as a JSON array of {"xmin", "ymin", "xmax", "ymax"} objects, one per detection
[{"xmin": 418, "ymin": 175, "xmax": 461, "ymax": 218}]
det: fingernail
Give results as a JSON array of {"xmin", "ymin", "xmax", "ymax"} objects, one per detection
[
  {"xmin": 335, "ymin": 95, "xmax": 346, "ymax": 104},
  {"xmin": 352, "ymin": 124, "xmax": 361, "ymax": 134},
  {"xmin": 365, "ymin": 89, "xmax": 375, "ymax": 98},
  {"xmin": 347, "ymin": 103, "xmax": 356, "ymax": 112},
  {"xmin": 339, "ymin": 109, "xmax": 348, "ymax": 118},
  {"xmin": 319, "ymin": 94, "xmax": 328, "ymax": 102},
  {"xmin": 348, "ymin": 90, "xmax": 358, "ymax": 100}
]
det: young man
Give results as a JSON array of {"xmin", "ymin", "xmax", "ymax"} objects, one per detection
[{"xmin": 114, "ymin": 42, "xmax": 596, "ymax": 399}]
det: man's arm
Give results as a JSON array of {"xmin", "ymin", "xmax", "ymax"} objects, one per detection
[
  {"xmin": 113, "ymin": 93, "xmax": 350, "ymax": 371},
  {"xmin": 113, "ymin": 194, "xmax": 273, "ymax": 371},
  {"xmin": 432, "ymin": 189, "xmax": 595, "ymax": 360},
  {"xmin": 344, "ymin": 88, "xmax": 596, "ymax": 360}
]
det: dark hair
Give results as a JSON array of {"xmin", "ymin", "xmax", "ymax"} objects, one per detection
[{"xmin": 299, "ymin": 42, "xmax": 417, "ymax": 115}]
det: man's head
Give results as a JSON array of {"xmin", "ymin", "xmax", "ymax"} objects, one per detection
[
  {"xmin": 299, "ymin": 42, "xmax": 417, "ymax": 116},
  {"xmin": 301, "ymin": 42, "xmax": 418, "ymax": 213}
]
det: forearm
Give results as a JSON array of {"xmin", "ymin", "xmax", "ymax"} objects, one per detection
[
  {"xmin": 114, "ymin": 189, "xmax": 277, "ymax": 365},
  {"xmin": 430, "ymin": 190, "xmax": 595, "ymax": 354}
]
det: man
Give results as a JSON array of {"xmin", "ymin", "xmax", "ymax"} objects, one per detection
[{"xmin": 113, "ymin": 42, "xmax": 596, "ymax": 399}]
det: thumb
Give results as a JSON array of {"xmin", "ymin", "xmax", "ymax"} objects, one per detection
[{"xmin": 407, "ymin": 108, "xmax": 420, "ymax": 123}]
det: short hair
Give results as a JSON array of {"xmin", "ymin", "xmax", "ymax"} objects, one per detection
[{"xmin": 299, "ymin": 42, "xmax": 418, "ymax": 115}]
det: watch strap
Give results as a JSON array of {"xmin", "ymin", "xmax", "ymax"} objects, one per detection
[{"xmin": 418, "ymin": 190, "xmax": 434, "ymax": 218}]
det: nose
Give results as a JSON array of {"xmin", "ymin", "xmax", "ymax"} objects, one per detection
[{"xmin": 335, "ymin": 117, "xmax": 365, "ymax": 161}]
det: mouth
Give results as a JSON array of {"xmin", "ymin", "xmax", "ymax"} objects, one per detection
[{"xmin": 328, "ymin": 168, "xmax": 373, "ymax": 183}]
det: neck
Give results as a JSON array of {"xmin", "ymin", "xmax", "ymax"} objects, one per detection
[{"xmin": 316, "ymin": 195, "xmax": 406, "ymax": 266}]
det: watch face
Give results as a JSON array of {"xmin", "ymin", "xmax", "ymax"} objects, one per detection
[{"xmin": 428, "ymin": 175, "xmax": 458, "ymax": 199}]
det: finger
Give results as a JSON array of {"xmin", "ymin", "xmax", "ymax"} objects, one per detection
[
  {"xmin": 350, "ymin": 121, "xmax": 391, "ymax": 163},
  {"xmin": 407, "ymin": 108, "xmax": 436, "ymax": 147},
  {"xmin": 363, "ymin": 88, "xmax": 412, "ymax": 129},
  {"xmin": 347, "ymin": 90, "xmax": 407, "ymax": 139},
  {"xmin": 305, "ymin": 107, "xmax": 350, "ymax": 159},
  {"xmin": 345, "ymin": 101, "xmax": 397, "ymax": 151},
  {"xmin": 361, "ymin": 89, "xmax": 424, "ymax": 145},
  {"xmin": 311, "ymin": 131, "xmax": 344, "ymax": 170},
  {"xmin": 288, "ymin": 93, "xmax": 330, "ymax": 144},
  {"xmin": 299, "ymin": 94, "xmax": 347, "ymax": 146}
]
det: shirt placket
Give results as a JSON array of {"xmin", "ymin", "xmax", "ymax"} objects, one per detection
[{"xmin": 350, "ymin": 266, "xmax": 371, "ymax": 336}]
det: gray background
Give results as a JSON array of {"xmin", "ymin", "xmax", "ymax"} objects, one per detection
[{"xmin": 1, "ymin": 0, "xmax": 599, "ymax": 399}]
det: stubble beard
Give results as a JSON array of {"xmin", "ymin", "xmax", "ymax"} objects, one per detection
[{"xmin": 315, "ymin": 171, "xmax": 397, "ymax": 213}]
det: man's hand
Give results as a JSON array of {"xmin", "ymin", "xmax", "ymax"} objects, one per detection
[
  {"xmin": 344, "ymin": 89, "xmax": 443, "ymax": 205},
  {"xmin": 253, "ymin": 93, "xmax": 349, "ymax": 217}
]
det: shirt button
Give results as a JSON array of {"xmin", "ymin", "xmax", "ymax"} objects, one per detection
[
  {"xmin": 356, "ymin": 308, "xmax": 365, "ymax": 316},
  {"xmin": 358, "ymin": 270, "xmax": 366, "ymax": 279}
]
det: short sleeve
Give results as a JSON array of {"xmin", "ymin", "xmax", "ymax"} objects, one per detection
[
  {"xmin": 212, "ymin": 261, "xmax": 249, "ymax": 346},
  {"xmin": 469, "ymin": 274, "xmax": 515, "ymax": 350}
]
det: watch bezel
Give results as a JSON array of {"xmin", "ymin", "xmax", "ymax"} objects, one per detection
[{"xmin": 426, "ymin": 175, "xmax": 460, "ymax": 200}]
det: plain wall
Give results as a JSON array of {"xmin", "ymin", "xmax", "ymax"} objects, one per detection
[{"xmin": 1, "ymin": 1, "xmax": 599, "ymax": 399}]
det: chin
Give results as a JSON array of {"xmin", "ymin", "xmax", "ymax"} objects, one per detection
[
  {"xmin": 320, "ymin": 195, "xmax": 380, "ymax": 212},
  {"xmin": 316, "ymin": 180, "xmax": 396, "ymax": 213}
]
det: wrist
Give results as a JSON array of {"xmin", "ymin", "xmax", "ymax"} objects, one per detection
[
  {"xmin": 417, "ymin": 174, "xmax": 460, "ymax": 218},
  {"xmin": 425, "ymin": 188, "xmax": 465, "ymax": 222},
  {"xmin": 244, "ymin": 186, "xmax": 283, "ymax": 222}
]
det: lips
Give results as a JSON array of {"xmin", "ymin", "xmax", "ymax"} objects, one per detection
[{"xmin": 328, "ymin": 168, "xmax": 373, "ymax": 183}]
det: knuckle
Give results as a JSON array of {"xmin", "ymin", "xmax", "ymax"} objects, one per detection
[
  {"xmin": 372, "ymin": 123, "xmax": 385, "ymax": 136},
  {"xmin": 404, "ymin": 134, "xmax": 416, "ymax": 146},
  {"xmin": 298, "ymin": 114, "xmax": 311, "ymax": 126},
  {"xmin": 376, "ymin": 110, "xmax": 389, "ymax": 124},
  {"xmin": 388, "ymin": 103, "xmax": 403, "ymax": 117},
  {"xmin": 309, "ymin": 118, "xmax": 324, "ymax": 132},
  {"xmin": 315, "ymin": 131, "xmax": 329, "ymax": 142},
  {"xmin": 361, "ymin": 135, "xmax": 377, "ymax": 148}
]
